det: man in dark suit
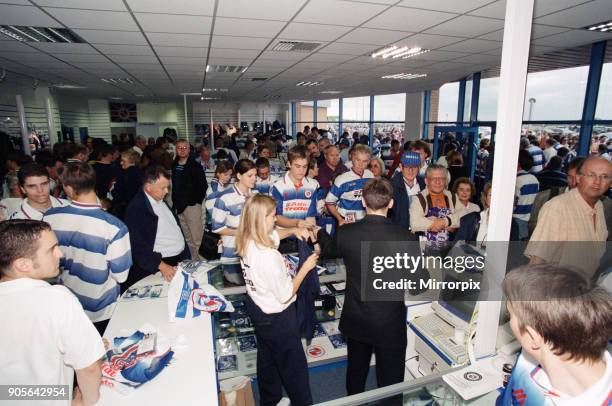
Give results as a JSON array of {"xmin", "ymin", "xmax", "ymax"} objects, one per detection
[
  {"xmin": 315, "ymin": 178, "xmax": 420, "ymax": 404},
  {"xmin": 123, "ymin": 165, "xmax": 190, "ymax": 290}
]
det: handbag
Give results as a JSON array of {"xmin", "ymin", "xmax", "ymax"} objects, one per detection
[{"xmin": 199, "ymin": 226, "xmax": 221, "ymax": 260}]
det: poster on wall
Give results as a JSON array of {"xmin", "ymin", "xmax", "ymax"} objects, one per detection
[{"xmin": 110, "ymin": 103, "xmax": 137, "ymax": 123}]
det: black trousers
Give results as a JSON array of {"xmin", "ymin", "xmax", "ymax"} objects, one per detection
[
  {"xmin": 245, "ymin": 296, "xmax": 312, "ymax": 406},
  {"xmin": 346, "ymin": 336, "xmax": 406, "ymax": 406}
]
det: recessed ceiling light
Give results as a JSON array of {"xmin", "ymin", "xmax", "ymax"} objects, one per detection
[
  {"xmin": 101, "ymin": 78, "xmax": 134, "ymax": 84},
  {"xmin": 371, "ymin": 45, "xmax": 430, "ymax": 59},
  {"xmin": 207, "ymin": 65, "xmax": 247, "ymax": 73},
  {"xmin": 53, "ymin": 84, "xmax": 86, "ymax": 89},
  {"xmin": 296, "ymin": 81, "xmax": 323, "ymax": 87},
  {"xmin": 319, "ymin": 90, "xmax": 343, "ymax": 94},
  {"xmin": 202, "ymin": 88, "xmax": 228, "ymax": 92},
  {"xmin": 381, "ymin": 73, "xmax": 427, "ymax": 80},
  {"xmin": 583, "ymin": 20, "xmax": 612, "ymax": 32},
  {"xmin": 0, "ymin": 25, "xmax": 84, "ymax": 43}
]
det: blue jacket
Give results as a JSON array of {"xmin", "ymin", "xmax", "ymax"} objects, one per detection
[
  {"xmin": 389, "ymin": 171, "xmax": 425, "ymax": 231},
  {"xmin": 124, "ymin": 189, "xmax": 190, "ymax": 285}
]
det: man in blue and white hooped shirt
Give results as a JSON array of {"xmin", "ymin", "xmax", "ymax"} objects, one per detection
[
  {"xmin": 211, "ymin": 159, "xmax": 258, "ymax": 285},
  {"xmin": 326, "ymin": 144, "xmax": 374, "ymax": 227},
  {"xmin": 514, "ymin": 149, "xmax": 540, "ymax": 240},
  {"xmin": 44, "ymin": 162, "xmax": 132, "ymax": 336},
  {"xmin": 254, "ymin": 157, "xmax": 280, "ymax": 196},
  {"xmin": 271, "ymin": 146, "xmax": 319, "ymax": 252}
]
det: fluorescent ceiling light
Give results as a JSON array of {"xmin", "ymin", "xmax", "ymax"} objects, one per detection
[
  {"xmin": 400, "ymin": 49, "xmax": 430, "ymax": 59},
  {"xmin": 206, "ymin": 65, "xmax": 210, "ymax": 73},
  {"xmin": 371, "ymin": 45, "xmax": 397, "ymax": 58},
  {"xmin": 53, "ymin": 84, "xmax": 86, "ymax": 89},
  {"xmin": 9, "ymin": 26, "xmax": 39, "ymax": 42},
  {"xmin": 372, "ymin": 45, "xmax": 430, "ymax": 59},
  {"xmin": 100, "ymin": 78, "xmax": 134, "ymax": 84},
  {"xmin": 584, "ymin": 20, "xmax": 612, "ymax": 32},
  {"xmin": 0, "ymin": 25, "xmax": 82, "ymax": 43},
  {"xmin": 296, "ymin": 81, "xmax": 323, "ymax": 87},
  {"xmin": 381, "ymin": 73, "xmax": 427, "ymax": 80},
  {"xmin": 319, "ymin": 90, "xmax": 343, "ymax": 94}
]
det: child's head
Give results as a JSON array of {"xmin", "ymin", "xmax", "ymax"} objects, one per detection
[
  {"xmin": 235, "ymin": 194, "xmax": 277, "ymax": 257},
  {"xmin": 502, "ymin": 264, "xmax": 612, "ymax": 364},
  {"xmin": 452, "ymin": 177, "xmax": 475, "ymax": 204},
  {"xmin": 214, "ymin": 160, "xmax": 233, "ymax": 185},
  {"xmin": 287, "ymin": 145, "xmax": 309, "ymax": 182}
]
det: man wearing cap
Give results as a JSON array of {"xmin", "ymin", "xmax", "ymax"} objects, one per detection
[{"xmin": 389, "ymin": 152, "xmax": 425, "ymax": 231}]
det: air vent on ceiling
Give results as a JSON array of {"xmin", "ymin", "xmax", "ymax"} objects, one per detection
[
  {"xmin": 101, "ymin": 78, "xmax": 134, "ymax": 84},
  {"xmin": 0, "ymin": 26, "xmax": 84, "ymax": 43},
  {"xmin": 206, "ymin": 65, "xmax": 248, "ymax": 73},
  {"xmin": 272, "ymin": 41, "xmax": 321, "ymax": 52}
]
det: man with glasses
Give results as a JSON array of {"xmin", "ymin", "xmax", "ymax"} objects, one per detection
[
  {"xmin": 172, "ymin": 139, "xmax": 207, "ymax": 258},
  {"xmin": 526, "ymin": 156, "xmax": 611, "ymax": 276},
  {"xmin": 389, "ymin": 151, "xmax": 425, "ymax": 231},
  {"xmin": 409, "ymin": 164, "xmax": 461, "ymax": 250}
]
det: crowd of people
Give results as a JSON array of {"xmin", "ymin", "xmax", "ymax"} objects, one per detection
[{"xmin": 0, "ymin": 123, "xmax": 610, "ymax": 406}]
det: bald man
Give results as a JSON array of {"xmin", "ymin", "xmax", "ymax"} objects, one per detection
[{"xmin": 525, "ymin": 156, "xmax": 611, "ymax": 276}]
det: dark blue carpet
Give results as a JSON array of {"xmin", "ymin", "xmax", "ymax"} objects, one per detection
[{"xmin": 251, "ymin": 361, "xmax": 379, "ymax": 405}]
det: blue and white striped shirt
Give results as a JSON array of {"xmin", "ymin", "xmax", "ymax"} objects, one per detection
[
  {"xmin": 255, "ymin": 174, "xmax": 280, "ymax": 196},
  {"xmin": 525, "ymin": 145, "xmax": 545, "ymax": 174},
  {"xmin": 211, "ymin": 185, "xmax": 257, "ymax": 264},
  {"xmin": 44, "ymin": 201, "xmax": 132, "ymax": 322},
  {"xmin": 271, "ymin": 173, "xmax": 319, "ymax": 220},
  {"xmin": 325, "ymin": 169, "xmax": 374, "ymax": 222},
  {"xmin": 513, "ymin": 170, "xmax": 540, "ymax": 221},
  {"xmin": 204, "ymin": 178, "xmax": 227, "ymax": 221}
]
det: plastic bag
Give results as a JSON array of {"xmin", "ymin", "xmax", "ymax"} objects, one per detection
[{"xmin": 168, "ymin": 261, "xmax": 234, "ymax": 322}]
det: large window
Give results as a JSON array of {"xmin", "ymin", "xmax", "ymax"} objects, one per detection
[
  {"xmin": 296, "ymin": 101, "xmax": 314, "ymax": 129},
  {"xmin": 595, "ymin": 62, "xmax": 612, "ymax": 120},
  {"xmin": 343, "ymin": 96, "xmax": 370, "ymax": 121},
  {"xmin": 317, "ymin": 99, "xmax": 339, "ymax": 137},
  {"xmin": 523, "ymin": 66, "xmax": 588, "ymax": 121},
  {"xmin": 478, "ymin": 77, "xmax": 499, "ymax": 122},
  {"xmin": 437, "ymin": 82, "xmax": 459, "ymax": 122},
  {"xmin": 374, "ymin": 93, "xmax": 405, "ymax": 121}
]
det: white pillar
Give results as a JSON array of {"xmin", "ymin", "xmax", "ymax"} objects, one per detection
[
  {"xmin": 183, "ymin": 94, "xmax": 189, "ymax": 142},
  {"xmin": 45, "ymin": 97, "xmax": 57, "ymax": 146},
  {"xmin": 475, "ymin": 0, "xmax": 534, "ymax": 359},
  {"xmin": 404, "ymin": 92, "xmax": 424, "ymax": 141},
  {"xmin": 15, "ymin": 95, "xmax": 30, "ymax": 156},
  {"xmin": 209, "ymin": 108, "xmax": 214, "ymax": 148},
  {"xmin": 237, "ymin": 109, "xmax": 241, "ymax": 127}
]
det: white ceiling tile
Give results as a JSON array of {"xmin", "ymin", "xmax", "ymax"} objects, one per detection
[
  {"xmin": 0, "ymin": 41, "xmax": 42, "ymax": 53},
  {"xmin": 147, "ymin": 33, "xmax": 209, "ymax": 47},
  {"xmin": 68, "ymin": 61, "xmax": 116, "ymax": 69},
  {"xmin": 528, "ymin": 44, "xmax": 561, "ymax": 55},
  {"xmin": 467, "ymin": 1, "xmax": 506, "ymax": 19},
  {"xmin": 212, "ymin": 35, "xmax": 271, "ymax": 50},
  {"xmin": 305, "ymin": 53, "xmax": 356, "ymax": 63},
  {"xmin": 43, "ymin": 8, "xmax": 138, "ymax": 30},
  {"xmin": 439, "ymin": 38, "xmax": 500, "ymax": 53},
  {"xmin": 364, "ymin": 6, "xmax": 457, "ymax": 32},
  {"xmin": 136, "ymin": 13, "xmax": 212, "ymax": 34},
  {"xmin": 477, "ymin": 29, "xmax": 504, "ymax": 41},
  {"xmin": 29, "ymin": 43, "xmax": 100, "ymax": 54},
  {"xmin": 531, "ymin": 29, "xmax": 612, "ymax": 48},
  {"xmin": 108, "ymin": 55, "xmax": 159, "ymax": 64},
  {"xmin": 154, "ymin": 46, "xmax": 207, "ymax": 57},
  {"xmin": 535, "ymin": 0, "xmax": 612, "ymax": 28},
  {"xmin": 400, "ymin": 0, "xmax": 494, "ymax": 14},
  {"xmin": 405, "ymin": 49, "xmax": 465, "ymax": 61},
  {"xmin": 217, "ymin": 0, "xmax": 305, "ymax": 21},
  {"xmin": 207, "ymin": 57, "xmax": 254, "ymax": 66},
  {"xmin": 318, "ymin": 42, "xmax": 376, "ymax": 56},
  {"xmin": 534, "ymin": 0, "xmax": 594, "ymax": 18},
  {"xmin": 119, "ymin": 63, "xmax": 166, "ymax": 71},
  {"xmin": 296, "ymin": 0, "xmax": 387, "ymax": 26},
  {"xmin": 95, "ymin": 44, "xmax": 154, "ymax": 55},
  {"xmin": 35, "ymin": 0, "xmax": 127, "ymax": 10},
  {"xmin": 280, "ymin": 22, "xmax": 352, "ymax": 41},
  {"xmin": 452, "ymin": 53, "xmax": 500, "ymax": 64},
  {"xmin": 160, "ymin": 56, "xmax": 205, "ymax": 65},
  {"xmin": 208, "ymin": 48, "xmax": 260, "ymax": 59},
  {"xmin": 400, "ymin": 33, "xmax": 465, "ymax": 49},
  {"xmin": 127, "ymin": 0, "xmax": 214, "ymax": 15},
  {"xmin": 73, "ymin": 29, "xmax": 147, "ymax": 45},
  {"xmin": 338, "ymin": 27, "xmax": 410, "ymax": 46},
  {"xmin": 55, "ymin": 53, "xmax": 109, "ymax": 63},
  {"xmin": 0, "ymin": 0, "xmax": 31, "ymax": 5},
  {"xmin": 251, "ymin": 59, "xmax": 296, "ymax": 67},
  {"xmin": 0, "ymin": 4, "xmax": 59, "ymax": 26},
  {"xmin": 424, "ymin": 15, "xmax": 505, "ymax": 37},
  {"xmin": 531, "ymin": 24, "xmax": 571, "ymax": 39},
  {"xmin": 215, "ymin": 17, "xmax": 286, "ymax": 38},
  {"xmin": 260, "ymin": 50, "xmax": 307, "ymax": 61}
]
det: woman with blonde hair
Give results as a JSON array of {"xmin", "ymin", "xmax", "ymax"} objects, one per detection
[{"xmin": 236, "ymin": 194, "xmax": 317, "ymax": 406}]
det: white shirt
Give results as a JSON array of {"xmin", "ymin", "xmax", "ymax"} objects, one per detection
[
  {"xmin": 476, "ymin": 209, "xmax": 489, "ymax": 246},
  {"xmin": 0, "ymin": 278, "xmax": 105, "ymax": 405},
  {"xmin": 10, "ymin": 197, "xmax": 68, "ymax": 220},
  {"xmin": 0, "ymin": 197, "xmax": 23, "ymax": 220},
  {"xmin": 240, "ymin": 231, "xmax": 295, "ymax": 314},
  {"xmin": 145, "ymin": 192, "xmax": 185, "ymax": 257},
  {"xmin": 543, "ymin": 146, "xmax": 557, "ymax": 164},
  {"xmin": 132, "ymin": 145, "xmax": 143, "ymax": 156},
  {"xmin": 403, "ymin": 178, "xmax": 421, "ymax": 201}
]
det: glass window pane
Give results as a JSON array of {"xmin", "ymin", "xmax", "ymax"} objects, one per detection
[
  {"xmin": 373, "ymin": 123, "xmax": 404, "ymax": 142},
  {"xmin": 343, "ymin": 122, "xmax": 370, "ymax": 138},
  {"xmin": 296, "ymin": 101, "xmax": 314, "ymax": 129},
  {"xmin": 343, "ymin": 96, "xmax": 370, "ymax": 121},
  {"xmin": 478, "ymin": 77, "xmax": 499, "ymax": 122},
  {"xmin": 595, "ymin": 62, "xmax": 612, "ymax": 120},
  {"xmin": 374, "ymin": 93, "xmax": 406, "ymax": 121},
  {"xmin": 437, "ymin": 82, "xmax": 459, "ymax": 122},
  {"xmin": 318, "ymin": 99, "xmax": 339, "ymax": 121},
  {"xmin": 523, "ymin": 66, "xmax": 588, "ymax": 121}
]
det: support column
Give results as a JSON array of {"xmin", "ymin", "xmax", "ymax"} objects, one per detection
[
  {"xmin": 369, "ymin": 95, "xmax": 374, "ymax": 146},
  {"xmin": 209, "ymin": 108, "xmax": 214, "ymax": 148},
  {"xmin": 578, "ymin": 41, "xmax": 606, "ymax": 156},
  {"xmin": 422, "ymin": 90, "xmax": 431, "ymax": 140},
  {"xmin": 291, "ymin": 102, "xmax": 297, "ymax": 138},
  {"xmin": 338, "ymin": 98, "xmax": 343, "ymax": 137},
  {"xmin": 470, "ymin": 72, "xmax": 481, "ymax": 124},
  {"xmin": 183, "ymin": 94, "xmax": 189, "ymax": 141},
  {"xmin": 476, "ymin": 0, "xmax": 534, "ymax": 360},
  {"xmin": 16, "ymin": 95, "xmax": 30, "ymax": 156},
  {"xmin": 457, "ymin": 78, "xmax": 466, "ymax": 124},
  {"xmin": 45, "ymin": 97, "xmax": 57, "ymax": 146},
  {"xmin": 313, "ymin": 100, "xmax": 318, "ymax": 127}
]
